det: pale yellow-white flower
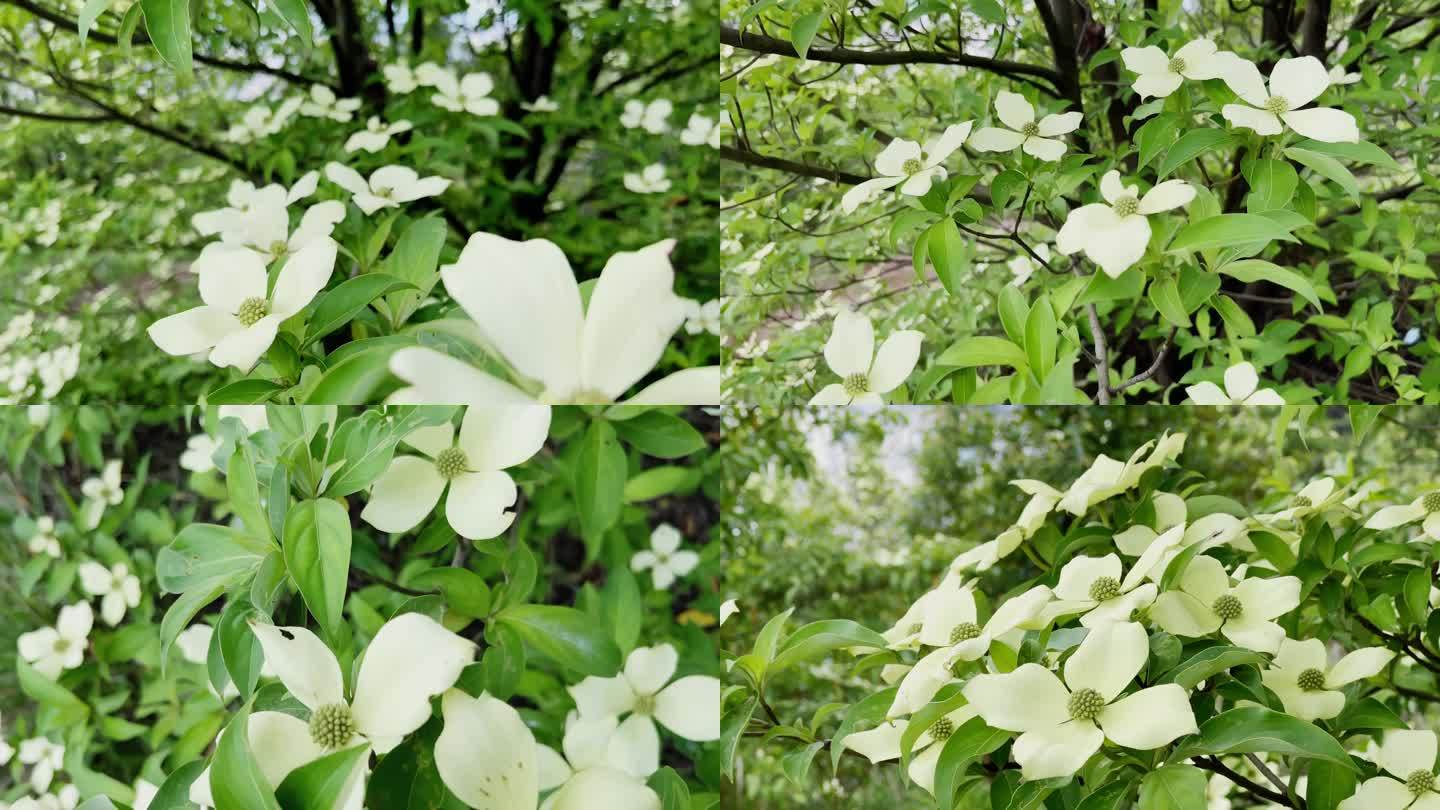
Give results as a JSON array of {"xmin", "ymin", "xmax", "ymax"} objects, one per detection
[
  {"xmin": 1220, "ymin": 55, "xmax": 1359, "ymax": 142},
  {"xmin": 1149, "ymin": 556, "xmax": 1300, "ymax": 653},
  {"xmin": 969, "ymin": 91, "xmax": 1081, "ymax": 161},
  {"xmin": 808, "ymin": 309, "xmax": 922, "ymax": 406},
  {"xmin": 1121, "ymin": 39, "xmax": 1236, "ymax": 98},
  {"xmin": 1186, "ymin": 362, "xmax": 1285, "ymax": 405},
  {"xmin": 839, "ymin": 123, "xmax": 972, "ymax": 213},
  {"xmin": 1338, "ymin": 730, "xmax": 1440, "ymax": 810},
  {"xmin": 1261, "ymin": 638, "xmax": 1394, "ymax": 721},
  {"xmin": 1056, "ymin": 170, "xmax": 1194, "ymax": 278}
]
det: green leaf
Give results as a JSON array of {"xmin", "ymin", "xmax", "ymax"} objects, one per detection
[
  {"xmin": 116, "ymin": 2, "xmax": 142, "ymax": 50},
  {"xmin": 147, "ymin": 761, "xmax": 205, "ymax": 810},
  {"xmin": 228, "ymin": 445, "xmax": 273, "ymax": 544},
  {"xmin": 157, "ymin": 523, "xmax": 268, "ymax": 593},
  {"xmin": 306, "ymin": 274, "xmax": 415, "ymax": 345},
  {"xmin": 1306, "ymin": 759, "xmax": 1358, "ymax": 810},
  {"xmin": 494, "ymin": 604, "xmax": 622, "ymax": 676},
  {"xmin": 1148, "ymin": 276, "xmax": 1191, "ymax": 328},
  {"xmin": 1138, "ymin": 764, "xmax": 1206, "ymax": 810},
  {"xmin": 160, "ymin": 581, "xmax": 226, "ymax": 666},
  {"xmin": 574, "ymin": 420, "xmax": 627, "ymax": 539},
  {"xmin": 265, "ymin": 0, "xmax": 314, "ymax": 44},
  {"xmin": 1167, "ymin": 214, "xmax": 1298, "ymax": 254},
  {"xmin": 140, "ymin": 0, "xmax": 192, "ymax": 74},
  {"xmin": 779, "ymin": 741, "xmax": 825, "ymax": 786},
  {"xmin": 413, "ymin": 568, "xmax": 492, "ymax": 617},
  {"xmin": 209, "ymin": 379, "xmax": 287, "ymax": 404},
  {"xmin": 1211, "ymin": 294, "xmax": 1256, "ymax": 338},
  {"xmin": 770, "ymin": 619, "xmax": 887, "ymax": 673},
  {"xmin": 931, "ymin": 716, "xmax": 1011, "ymax": 805},
  {"xmin": 282, "ymin": 499, "xmax": 352, "ymax": 639},
  {"xmin": 1157, "ymin": 129, "xmax": 1239, "ymax": 178},
  {"xmin": 1135, "ymin": 113, "xmax": 1181, "ymax": 171},
  {"xmin": 218, "ymin": 598, "xmax": 264, "ymax": 701},
  {"xmin": 359, "ymin": 716, "xmax": 460, "ymax": 809},
  {"xmin": 1246, "ymin": 158, "xmax": 1299, "ymax": 212},
  {"xmin": 1023, "ymin": 293, "xmax": 1057, "ymax": 380},
  {"xmin": 211, "ymin": 704, "xmax": 282, "ymax": 810},
  {"xmin": 1076, "ymin": 780, "xmax": 1134, "ymax": 809},
  {"xmin": 304, "ymin": 345, "xmax": 399, "ymax": 404},
  {"xmin": 928, "ymin": 218, "xmax": 970, "ymax": 296},
  {"xmin": 623, "ymin": 466, "xmax": 697, "ymax": 502},
  {"xmin": 17, "ymin": 658, "xmax": 90, "ymax": 725},
  {"xmin": 651, "ymin": 766, "xmax": 694, "ymax": 809},
  {"xmin": 1334, "ymin": 697, "xmax": 1406, "ymax": 732},
  {"xmin": 274, "ymin": 745, "xmax": 368, "ymax": 810},
  {"xmin": 1160, "ymin": 645, "xmax": 1266, "ymax": 689},
  {"xmin": 612, "ymin": 411, "xmax": 705, "ymax": 458},
  {"xmin": 790, "ymin": 11, "xmax": 823, "ymax": 60},
  {"xmin": 997, "ymin": 287, "xmax": 1030, "ymax": 344},
  {"xmin": 382, "ymin": 217, "xmax": 448, "ymax": 328},
  {"xmin": 77, "ymin": 0, "xmax": 117, "ymax": 42},
  {"xmin": 1218, "ymin": 259, "xmax": 1322, "ymax": 310},
  {"xmin": 935, "ymin": 336, "xmax": 1028, "ymax": 370},
  {"xmin": 1286, "ymin": 147, "xmax": 1360, "ymax": 202},
  {"xmin": 478, "ymin": 622, "xmax": 525, "ymax": 701},
  {"xmin": 1174, "ymin": 706, "xmax": 1357, "ymax": 770}
]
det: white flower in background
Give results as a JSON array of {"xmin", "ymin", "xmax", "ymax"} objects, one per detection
[
  {"xmin": 1057, "ymin": 170, "xmax": 1194, "ymax": 277},
  {"xmin": 719, "ymin": 599, "xmax": 738, "ymax": 626},
  {"xmin": 1257, "ymin": 477, "xmax": 1339, "ymax": 523},
  {"xmin": 344, "ymin": 117, "xmax": 413, "ymax": 153},
  {"xmin": 132, "ymin": 780, "xmax": 159, "ymax": 810},
  {"xmin": 361, "ymin": 406, "xmax": 550, "ymax": 540},
  {"xmin": 568, "ymin": 644, "xmax": 719, "ymax": 776},
  {"xmin": 1343, "ymin": 730, "xmax": 1440, "ymax": 810},
  {"xmin": 18, "ymin": 603, "xmax": 92, "ymax": 678},
  {"xmin": 147, "ymin": 239, "xmax": 338, "ymax": 372},
  {"xmin": 28, "ymin": 403, "xmax": 51, "ymax": 426},
  {"xmin": 623, "ymin": 163, "xmax": 671, "ymax": 194},
  {"xmin": 1150, "ymin": 556, "xmax": 1300, "ymax": 653},
  {"xmin": 965, "ymin": 622, "xmax": 1198, "ymax": 780},
  {"xmin": 839, "ymin": 123, "xmax": 972, "ymax": 213},
  {"xmin": 1261, "ymin": 638, "xmax": 1394, "ymax": 720},
  {"xmin": 180, "ymin": 434, "xmax": 220, "ymax": 473},
  {"xmin": 1366, "ymin": 490, "xmax": 1440, "ymax": 539},
  {"xmin": 679, "ymin": 114, "xmax": 719, "ymax": 147},
  {"xmin": 383, "ymin": 63, "xmax": 419, "ymax": 93},
  {"xmin": 432, "ymin": 72, "xmax": 499, "ymax": 116},
  {"xmin": 28, "ymin": 516, "xmax": 60, "ymax": 558},
  {"xmin": 18, "ymin": 738, "xmax": 64, "ymax": 793},
  {"xmin": 808, "ymin": 309, "xmax": 922, "ymax": 406},
  {"xmin": 80, "ymin": 460, "xmax": 123, "ymax": 529},
  {"xmin": 192, "ymin": 173, "xmax": 319, "ymax": 239},
  {"xmin": 324, "ymin": 163, "xmax": 452, "ymax": 214},
  {"xmin": 1046, "ymin": 552, "xmax": 1166, "ymax": 627},
  {"xmin": 218, "ymin": 405, "xmax": 269, "ymax": 434},
  {"xmin": 621, "ymin": 99, "xmax": 672, "ymax": 133},
  {"xmin": 389, "ymin": 235, "xmax": 719, "ymax": 405},
  {"xmin": 521, "ymin": 95, "xmax": 560, "ymax": 112},
  {"xmin": 209, "ymin": 199, "xmax": 345, "ymax": 265},
  {"xmin": 79, "ymin": 561, "xmax": 141, "ymax": 626},
  {"xmin": 190, "ymin": 613, "xmax": 476, "ymax": 807},
  {"xmin": 1328, "ymin": 64, "xmax": 1361, "ymax": 85},
  {"xmin": 1185, "ymin": 362, "xmax": 1285, "ymax": 405},
  {"xmin": 1006, "ymin": 243, "xmax": 1050, "ymax": 286},
  {"xmin": 221, "ymin": 99, "xmax": 303, "ymax": 142},
  {"xmin": 537, "ymin": 711, "xmax": 666, "ymax": 794},
  {"xmin": 176, "ymin": 624, "xmax": 214, "ymax": 665},
  {"xmin": 414, "ymin": 62, "xmax": 452, "ymax": 87},
  {"xmin": 843, "ymin": 706, "xmax": 977, "ymax": 795},
  {"xmin": 631, "ymin": 524, "xmax": 699, "ymax": 590},
  {"xmin": 970, "ymin": 91, "xmax": 1082, "ymax": 161},
  {"xmin": 681, "ymin": 298, "xmax": 720, "ymax": 335},
  {"xmin": 1121, "ymin": 39, "xmax": 1236, "ymax": 98},
  {"xmin": 1220, "ymin": 55, "xmax": 1359, "ymax": 142},
  {"xmin": 0, "ymin": 712, "xmax": 12, "ymax": 765},
  {"xmin": 299, "ymin": 85, "xmax": 361, "ymax": 122}
]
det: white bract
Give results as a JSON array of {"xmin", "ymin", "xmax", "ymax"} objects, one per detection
[
  {"xmin": 147, "ymin": 239, "xmax": 338, "ymax": 372},
  {"xmin": 192, "ymin": 172, "xmax": 319, "ymax": 239},
  {"xmin": 0, "ymin": 712, "xmax": 13, "ymax": 765},
  {"xmin": 843, "ymin": 706, "xmax": 978, "ymax": 795},
  {"xmin": 631, "ymin": 524, "xmax": 700, "ymax": 590},
  {"xmin": 1056, "ymin": 170, "xmax": 1195, "ymax": 278},
  {"xmin": 17, "ymin": 738, "xmax": 64, "ymax": 793},
  {"xmin": 808, "ymin": 309, "xmax": 922, "ymax": 406},
  {"xmin": 568, "ymin": 644, "xmax": 719, "ymax": 777},
  {"xmin": 1149, "ymin": 555, "xmax": 1300, "ymax": 653},
  {"xmin": 325, "ymin": 163, "xmax": 452, "ymax": 214},
  {"xmin": 360, "ymin": 406, "xmax": 550, "ymax": 540},
  {"xmin": 383, "ymin": 63, "xmax": 418, "ymax": 93},
  {"xmin": 208, "ymin": 199, "xmax": 345, "ymax": 264},
  {"xmin": 1046, "ymin": 552, "xmax": 1163, "ymax": 627},
  {"xmin": 28, "ymin": 516, "xmax": 60, "ymax": 557},
  {"xmin": 1006, "ymin": 243, "xmax": 1050, "ymax": 286},
  {"xmin": 1365, "ymin": 491, "xmax": 1440, "ymax": 540},
  {"xmin": 388, "ymin": 234, "xmax": 719, "ymax": 405},
  {"xmin": 680, "ymin": 114, "xmax": 719, "ymax": 147},
  {"xmin": 1261, "ymin": 638, "xmax": 1395, "ymax": 720},
  {"xmin": 621, "ymin": 99, "xmax": 672, "ymax": 133},
  {"xmin": 839, "ymin": 123, "xmax": 972, "ymax": 213},
  {"xmin": 1328, "ymin": 64, "xmax": 1362, "ymax": 86},
  {"xmin": 1220, "ymin": 55, "xmax": 1359, "ymax": 142},
  {"xmin": 78, "ymin": 561, "xmax": 141, "ymax": 626},
  {"xmin": 17, "ymin": 603, "xmax": 91, "ymax": 679},
  {"xmin": 299, "ymin": 85, "xmax": 361, "ymax": 122},
  {"xmin": 970, "ymin": 91, "xmax": 1081, "ymax": 161},
  {"xmin": 1121, "ymin": 39, "xmax": 1235, "ymax": 98},
  {"xmin": 80, "ymin": 460, "xmax": 123, "ymax": 529},
  {"xmin": 1257, "ymin": 477, "xmax": 1340, "ymax": 523},
  {"xmin": 1339, "ymin": 730, "xmax": 1440, "ymax": 809},
  {"xmin": 1186, "ymin": 362, "xmax": 1286, "ymax": 405},
  {"xmin": 681, "ymin": 298, "xmax": 721, "ymax": 335},
  {"xmin": 433, "ymin": 72, "xmax": 500, "ymax": 116},
  {"xmin": 344, "ymin": 117, "xmax": 413, "ymax": 153},
  {"xmin": 964, "ymin": 622, "xmax": 1199, "ymax": 780},
  {"xmin": 623, "ymin": 163, "xmax": 671, "ymax": 194},
  {"xmin": 179, "ymin": 434, "xmax": 220, "ymax": 473},
  {"xmin": 521, "ymin": 95, "xmax": 561, "ymax": 112}
]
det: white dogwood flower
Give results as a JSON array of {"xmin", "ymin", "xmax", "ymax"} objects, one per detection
[
  {"xmin": 538, "ymin": 711, "xmax": 666, "ymax": 789},
  {"xmin": 969, "ymin": 91, "xmax": 1081, "ymax": 161},
  {"xmin": 298, "ymin": 85, "xmax": 361, "ymax": 122},
  {"xmin": 324, "ymin": 163, "xmax": 452, "ymax": 214},
  {"xmin": 17, "ymin": 738, "xmax": 64, "ymax": 793},
  {"xmin": 433, "ymin": 72, "xmax": 499, "ymax": 116},
  {"xmin": 78, "ymin": 561, "xmax": 141, "ymax": 626},
  {"xmin": 383, "ymin": 63, "xmax": 418, "ymax": 93},
  {"xmin": 1045, "ymin": 552, "xmax": 1165, "ymax": 627},
  {"xmin": 521, "ymin": 95, "xmax": 560, "ymax": 113},
  {"xmin": 344, "ymin": 117, "xmax": 413, "ymax": 153},
  {"xmin": 209, "ymin": 200, "xmax": 345, "ymax": 264},
  {"xmin": 809, "ymin": 309, "xmax": 922, "ymax": 406},
  {"xmin": 414, "ymin": 62, "xmax": 452, "ymax": 87},
  {"xmin": 680, "ymin": 114, "xmax": 719, "ymax": 147},
  {"xmin": 218, "ymin": 405, "xmax": 269, "ymax": 434},
  {"xmin": 1339, "ymin": 730, "xmax": 1440, "ymax": 810},
  {"xmin": 1221, "ymin": 55, "xmax": 1359, "ymax": 142},
  {"xmin": 568, "ymin": 644, "xmax": 719, "ymax": 777},
  {"xmin": 631, "ymin": 524, "xmax": 699, "ymax": 590},
  {"xmin": 192, "ymin": 172, "xmax": 319, "ymax": 240},
  {"xmin": 179, "ymin": 434, "xmax": 220, "ymax": 473},
  {"xmin": 1149, "ymin": 555, "xmax": 1300, "ymax": 653},
  {"xmin": 389, "ymin": 234, "xmax": 719, "ymax": 405},
  {"xmin": 1116, "ymin": 514, "xmax": 1249, "ymax": 582},
  {"xmin": 147, "ymin": 239, "xmax": 338, "ymax": 372},
  {"xmin": 843, "ymin": 706, "xmax": 978, "ymax": 795},
  {"xmin": 17, "ymin": 603, "xmax": 92, "ymax": 679},
  {"xmin": 1007, "ymin": 243, "xmax": 1050, "ymax": 286},
  {"xmin": 839, "ymin": 123, "xmax": 972, "ymax": 213},
  {"xmin": 0, "ymin": 712, "xmax": 12, "ymax": 765},
  {"xmin": 80, "ymin": 460, "xmax": 123, "ymax": 529},
  {"xmin": 28, "ymin": 516, "xmax": 60, "ymax": 558},
  {"xmin": 681, "ymin": 299, "xmax": 720, "ymax": 335},
  {"xmin": 1365, "ymin": 490, "xmax": 1440, "ymax": 540},
  {"xmin": 1261, "ymin": 638, "xmax": 1395, "ymax": 721},
  {"xmin": 360, "ymin": 406, "xmax": 550, "ymax": 540},
  {"xmin": 964, "ymin": 622, "xmax": 1198, "ymax": 780},
  {"xmin": 1328, "ymin": 64, "xmax": 1362, "ymax": 86},
  {"xmin": 1257, "ymin": 477, "xmax": 1340, "ymax": 523},
  {"xmin": 189, "ymin": 711, "xmax": 361, "ymax": 810},
  {"xmin": 1121, "ymin": 39, "xmax": 1236, "ymax": 98},
  {"xmin": 621, "ymin": 99, "xmax": 672, "ymax": 133},
  {"xmin": 623, "ymin": 164, "xmax": 671, "ymax": 194},
  {"xmin": 1056, "ymin": 170, "xmax": 1195, "ymax": 277},
  {"xmin": 1186, "ymin": 362, "xmax": 1286, "ymax": 405}
]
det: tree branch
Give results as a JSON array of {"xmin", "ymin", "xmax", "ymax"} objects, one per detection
[
  {"xmin": 722, "ymin": 144, "xmax": 871, "ymax": 185},
  {"xmin": 0, "ymin": 103, "xmax": 110, "ymax": 122},
  {"xmin": 1194, "ymin": 756, "xmax": 1296, "ymax": 807}
]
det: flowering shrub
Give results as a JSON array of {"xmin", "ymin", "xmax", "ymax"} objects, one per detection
[
  {"xmin": 0, "ymin": 403, "xmax": 721, "ymax": 808},
  {"xmin": 722, "ymin": 406, "xmax": 1440, "ymax": 808},
  {"xmin": 721, "ymin": 2, "xmax": 1435, "ymax": 405}
]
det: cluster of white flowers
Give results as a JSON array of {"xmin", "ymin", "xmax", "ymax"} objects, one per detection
[
  {"xmin": 623, "ymin": 162, "xmax": 672, "ymax": 194},
  {"xmin": 220, "ymin": 97, "xmax": 303, "ymax": 143},
  {"xmin": 0, "ymin": 311, "xmax": 83, "ymax": 403},
  {"xmin": 298, "ymin": 85, "xmax": 362, "ymax": 122}
]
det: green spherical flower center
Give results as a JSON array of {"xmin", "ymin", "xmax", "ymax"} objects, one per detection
[
  {"xmin": 1113, "ymin": 196, "xmax": 1140, "ymax": 217},
  {"xmin": 1168, "ymin": 57, "xmax": 1187, "ymax": 74},
  {"xmin": 1089, "ymin": 576, "xmax": 1121, "ymax": 602},
  {"xmin": 236, "ymin": 297, "xmax": 270, "ymax": 327},
  {"xmin": 842, "ymin": 373, "xmax": 870, "ymax": 397},
  {"xmin": 309, "ymin": 703, "xmax": 356, "ymax": 750},
  {"xmin": 1264, "ymin": 95, "xmax": 1290, "ymax": 114},
  {"xmin": 902, "ymin": 158, "xmax": 924, "ymax": 175},
  {"xmin": 269, "ymin": 240, "xmax": 289, "ymax": 257},
  {"xmin": 434, "ymin": 447, "xmax": 468, "ymax": 479},
  {"xmin": 1423, "ymin": 491, "xmax": 1440, "ymax": 513},
  {"xmin": 950, "ymin": 622, "xmax": 982, "ymax": 644},
  {"xmin": 1212, "ymin": 594, "xmax": 1244, "ymax": 621},
  {"xmin": 1407, "ymin": 769, "xmax": 1434, "ymax": 797},
  {"xmin": 53, "ymin": 638, "xmax": 71, "ymax": 654},
  {"xmin": 929, "ymin": 716, "xmax": 955, "ymax": 741},
  {"xmin": 1020, "ymin": 121, "xmax": 1040, "ymax": 138},
  {"xmin": 1292, "ymin": 495, "xmax": 1312, "ymax": 508},
  {"xmin": 633, "ymin": 693, "xmax": 657, "ymax": 716},
  {"xmin": 1296, "ymin": 667, "xmax": 1326, "ymax": 691},
  {"xmin": 1067, "ymin": 688, "xmax": 1105, "ymax": 722}
]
